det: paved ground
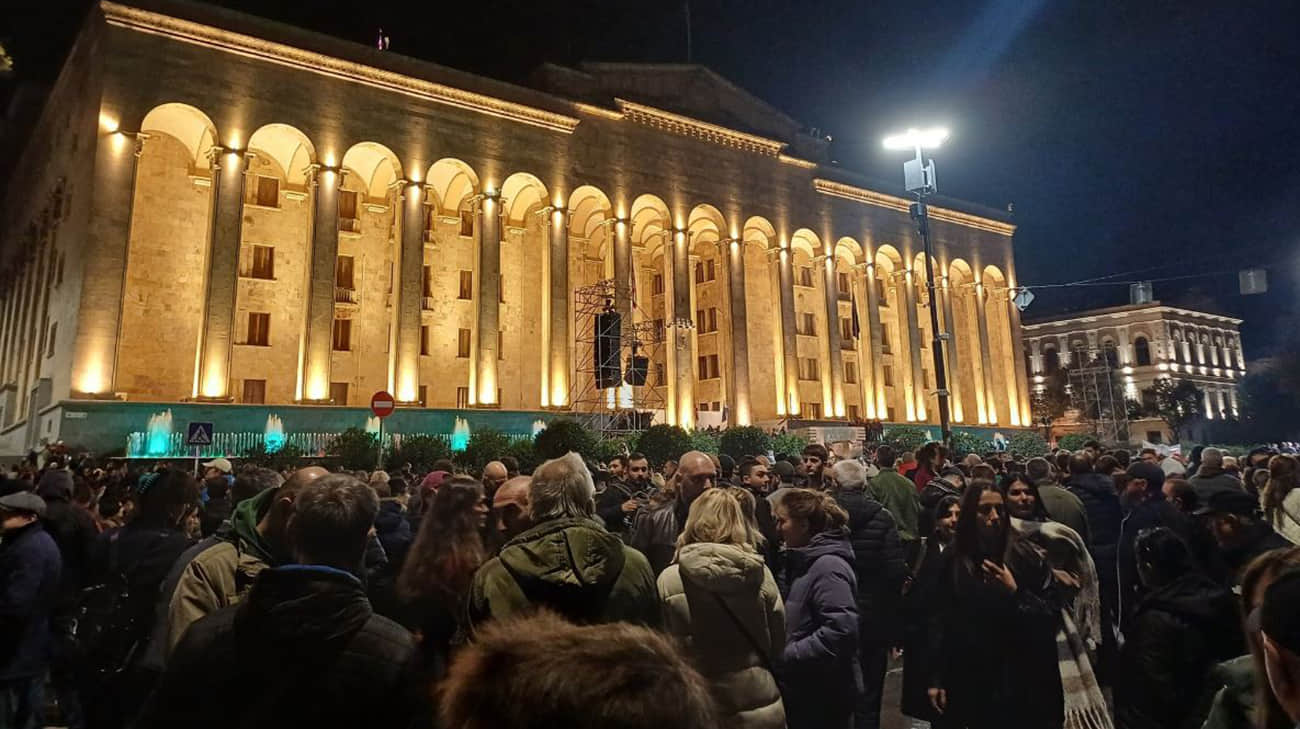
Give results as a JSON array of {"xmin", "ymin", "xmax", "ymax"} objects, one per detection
[{"xmin": 882, "ymin": 658, "xmax": 909, "ymax": 729}]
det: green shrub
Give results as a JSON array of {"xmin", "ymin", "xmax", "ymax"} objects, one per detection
[
  {"xmin": 949, "ymin": 430, "xmax": 989, "ymax": 459},
  {"xmin": 385, "ymin": 434, "xmax": 452, "ymax": 474},
  {"xmin": 534, "ymin": 419, "xmax": 597, "ymax": 460},
  {"xmin": 689, "ymin": 429, "xmax": 720, "ymax": 455},
  {"xmin": 1007, "ymin": 431, "xmax": 1050, "ymax": 458},
  {"xmin": 1057, "ymin": 433, "xmax": 1098, "ymax": 452},
  {"xmin": 771, "ymin": 432, "xmax": 808, "ymax": 459},
  {"xmin": 882, "ymin": 425, "xmax": 931, "ymax": 454},
  {"xmin": 242, "ymin": 442, "xmax": 305, "ymax": 472},
  {"xmin": 636, "ymin": 425, "xmax": 693, "ymax": 467},
  {"xmin": 456, "ymin": 428, "xmax": 514, "ymax": 473},
  {"xmin": 507, "ymin": 437, "xmax": 542, "ymax": 474},
  {"xmin": 719, "ymin": 426, "xmax": 772, "ymax": 460},
  {"xmin": 327, "ymin": 428, "xmax": 379, "ymax": 471},
  {"xmin": 592, "ymin": 435, "xmax": 638, "ymax": 465}
]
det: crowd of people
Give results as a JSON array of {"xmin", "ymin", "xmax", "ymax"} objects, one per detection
[{"xmin": 3, "ymin": 438, "xmax": 1300, "ymax": 729}]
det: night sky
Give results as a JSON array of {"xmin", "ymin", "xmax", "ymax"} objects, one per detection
[{"xmin": 8, "ymin": 0, "xmax": 1300, "ymax": 356}]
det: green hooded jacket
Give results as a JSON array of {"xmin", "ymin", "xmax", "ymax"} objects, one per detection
[{"xmin": 468, "ymin": 517, "xmax": 660, "ymax": 630}]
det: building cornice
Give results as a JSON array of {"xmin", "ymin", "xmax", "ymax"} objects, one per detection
[
  {"xmin": 101, "ymin": 2, "xmax": 582, "ymax": 134},
  {"xmin": 1022, "ymin": 304, "xmax": 1243, "ymax": 332},
  {"xmin": 614, "ymin": 99, "xmax": 788, "ymax": 157},
  {"xmin": 811, "ymin": 179, "xmax": 1016, "ymax": 236}
]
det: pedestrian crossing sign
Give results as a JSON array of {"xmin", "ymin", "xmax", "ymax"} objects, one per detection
[{"xmin": 186, "ymin": 421, "xmax": 214, "ymax": 446}]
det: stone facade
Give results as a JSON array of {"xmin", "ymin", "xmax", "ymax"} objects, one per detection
[
  {"xmin": 0, "ymin": 0, "xmax": 1031, "ymax": 456},
  {"xmin": 1022, "ymin": 301, "xmax": 1245, "ymax": 444}
]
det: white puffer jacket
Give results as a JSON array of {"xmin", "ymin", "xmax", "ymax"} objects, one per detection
[{"xmin": 658, "ymin": 542, "xmax": 786, "ymax": 729}]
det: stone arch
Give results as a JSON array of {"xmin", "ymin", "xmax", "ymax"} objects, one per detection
[
  {"xmin": 118, "ymin": 103, "xmax": 219, "ymax": 400},
  {"xmin": 500, "ymin": 172, "xmax": 549, "ymax": 227},
  {"xmin": 498, "ymin": 172, "xmax": 550, "ymax": 410},
  {"xmin": 983, "ymin": 265, "xmax": 1016, "ymax": 424},
  {"xmin": 341, "ymin": 142, "xmax": 403, "ymax": 201},
  {"xmin": 630, "ymin": 194, "xmax": 675, "ymax": 417},
  {"xmin": 687, "ymin": 205, "xmax": 726, "ymax": 415},
  {"xmin": 426, "ymin": 158, "xmax": 480, "ymax": 214},
  {"xmin": 1134, "ymin": 335, "xmax": 1152, "ymax": 367},
  {"xmin": 788, "ymin": 229, "xmax": 826, "ymax": 416},
  {"xmin": 246, "ymin": 124, "xmax": 315, "ymax": 187},
  {"xmin": 872, "ymin": 245, "xmax": 910, "ymax": 420}
]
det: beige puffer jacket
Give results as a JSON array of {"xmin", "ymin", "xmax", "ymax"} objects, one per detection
[{"xmin": 658, "ymin": 542, "xmax": 786, "ymax": 729}]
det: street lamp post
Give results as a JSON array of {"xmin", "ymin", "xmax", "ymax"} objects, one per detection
[{"xmin": 883, "ymin": 128, "xmax": 951, "ymax": 447}]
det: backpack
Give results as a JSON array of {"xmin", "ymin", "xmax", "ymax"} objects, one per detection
[{"xmin": 69, "ymin": 529, "xmax": 166, "ymax": 676}]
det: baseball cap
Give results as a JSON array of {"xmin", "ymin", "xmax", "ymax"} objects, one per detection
[
  {"xmin": 1126, "ymin": 462, "xmax": 1166, "ymax": 489},
  {"xmin": 0, "ymin": 490, "xmax": 47, "ymax": 517},
  {"xmin": 202, "ymin": 458, "xmax": 233, "ymax": 474},
  {"xmin": 1260, "ymin": 570, "xmax": 1300, "ymax": 656},
  {"xmin": 1194, "ymin": 488, "xmax": 1258, "ymax": 517}
]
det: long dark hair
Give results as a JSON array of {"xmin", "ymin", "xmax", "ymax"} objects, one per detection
[
  {"xmin": 132, "ymin": 469, "xmax": 200, "ymax": 530},
  {"xmin": 397, "ymin": 476, "xmax": 486, "ymax": 607},
  {"xmin": 1000, "ymin": 472, "xmax": 1049, "ymax": 521},
  {"xmin": 1242, "ymin": 548, "xmax": 1300, "ymax": 729},
  {"xmin": 953, "ymin": 479, "xmax": 1008, "ymax": 565}
]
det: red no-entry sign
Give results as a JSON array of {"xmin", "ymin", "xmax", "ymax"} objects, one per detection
[{"xmin": 370, "ymin": 391, "xmax": 396, "ymax": 418}]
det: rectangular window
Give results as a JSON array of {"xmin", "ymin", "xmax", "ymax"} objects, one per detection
[
  {"xmin": 338, "ymin": 190, "xmax": 358, "ymax": 223},
  {"xmin": 457, "ymin": 328, "xmax": 471, "ymax": 358},
  {"xmin": 329, "ymin": 382, "xmax": 349, "ymax": 405},
  {"xmin": 803, "ymin": 402, "xmax": 823, "ymax": 419},
  {"xmin": 798, "ymin": 266, "xmax": 814, "ymax": 287},
  {"xmin": 458, "ymin": 271, "xmax": 473, "ymax": 300},
  {"xmin": 799, "ymin": 312, "xmax": 816, "ymax": 336},
  {"xmin": 840, "ymin": 318, "xmax": 854, "ymax": 342},
  {"xmin": 844, "ymin": 360, "xmax": 858, "ymax": 384},
  {"xmin": 707, "ymin": 308, "xmax": 718, "ymax": 333},
  {"xmin": 875, "ymin": 278, "xmax": 887, "ymax": 304},
  {"xmin": 242, "ymin": 379, "xmax": 266, "ymax": 404},
  {"xmin": 881, "ymin": 327, "xmax": 892, "ymax": 354},
  {"xmin": 837, "ymin": 271, "xmax": 851, "ymax": 298},
  {"xmin": 799, "ymin": 358, "xmax": 819, "ymax": 381},
  {"xmin": 652, "ymin": 273, "xmax": 665, "ymax": 295},
  {"xmin": 422, "ymin": 265, "xmax": 433, "ymax": 298},
  {"xmin": 883, "ymin": 365, "xmax": 894, "ymax": 387},
  {"xmin": 331, "ymin": 318, "xmax": 351, "ymax": 351},
  {"xmin": 695, "ymin": 263, "xmax": 704, "ymax": 284},
  {"xmin": 498, "ymin": 330, "xmax": 504, "ymax": 360},
  {"xmin": 252, "ymin": 245, "xmax": 274, "ymax": 279},
  {"xmin": 456, "ymin": 387, "xmax": 470, "ymax": 408},
  {"xmin": 655, "ymin": 363, "xmax": 666, "ymax": 384},
  {"xmin": 420, "ymin": 325, "xmax": 430, "ymax": 356},
  {"xmin": 923, "ymin": 369, "xmax": 931, "ymax": 389},
  {"xmin": 653, "ymin": 318, "xmax": 664, "ymax": 339},
  {"xmin": 246, "ymin": 312, "xmax": 270, "ymax": 346},
  {"xmin": 255, "ymin": 176, "xmax": 279, "ymax": 208},
  {"xmin": 847, "ymin": 404, "xmax": 860, "ymax": 420},
  {"xmin": 697, "ymin": 354, "xmax": 719, "ymax": 380},
  {"xmin": 886, "ymin": 406, "xmax": 896, "ymax": 422},
  {"xmin": 46, "ymin": 322, "xmax": 56, "ymax": 358},
  {"xmin": 459, "ymin": 208, "xmax": 474, "ymax": 236},
  {"xmin": 335, "ymin": 255, "xmax": 355, "ymax": 289}
]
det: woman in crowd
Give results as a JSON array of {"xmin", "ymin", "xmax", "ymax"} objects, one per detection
[
  {"xmin": 1262, "ymin": 455, "xmax": 1300, "ymax": 545},
  {"xmin": 396, "ymin": 476, "xmax": 488, "ymax": 679},
  {"xmin": 1115, "ymin": 527, "xmax": 1242, "ymax": 729},
  {"xmin": 773, "ymin": 489, "xmax": 859, "ymax": 729},
  {"xmin": 657, "ymin": 488, "xmax": 785, "ymax": 729},
  {"xmin": 1202, "ymin": 546, "xmax": 1300, "ymax": 729},
  {"xmin": 927, "ymin": 480, "xmax": 1065, "ymax": 729},
  {"xmin": 1001, "ymin": 472, "xmax": 1051, "ymax": 522},
  {"xmin": 902, "ymin": 494, "xmax": 960, "ymax": 728}
]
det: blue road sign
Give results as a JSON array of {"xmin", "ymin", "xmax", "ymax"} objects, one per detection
[{"xmin": 186, "ymin": 421, "xmax": 214, "ymax": 446}]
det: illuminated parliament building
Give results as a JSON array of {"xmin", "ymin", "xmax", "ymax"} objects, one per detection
[{"xmin": 0, "ymin": 0, "xmax": 1032, "ymax": 456}]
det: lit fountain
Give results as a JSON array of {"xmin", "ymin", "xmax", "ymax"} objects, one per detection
[
  {"xmin": 365, "ymin": 416, "xmax": 381, "ymax": 435},
  {"xmin": 532, "ymin": 419, "xmax": 547, "ymax": 438},
  {"xmin": 145, "ymin": 409, "xmax": 174, "ymax": 457},
  {"xmin": 264, "ymin": 414, "xmax": 286, "ymax": 453},
  {"xmin": 451, "ymin": 417, "xmax": 471, "ymax": 452}
]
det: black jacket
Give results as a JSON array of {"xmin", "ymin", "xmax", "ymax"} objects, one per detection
[
  {"xmin": 1067, "ymin": 473, "xmax": 1124, "ymax": 560},
  {"xmin": 1222, "ymin": 523, "xmax": 1294, "ymax": 584},
  {"xmin": 833, "ymin": 489, "xmax": 907, "ymax": 643},
  {"xmin": 38, "ymin": 477, "xmax": 98, "ymax": 610},
  {"xmin": 595, "ymin": 481, "xmax": 636, "ymax": 536},
  {"xmin": 374, "ymin": 500, "xmax": 413, "ymax": 571},
  {"xmin": 1115, "ymin": 573, "xmax": 1244, "ymax": 729},
  {"xmin": 137, "ymin": 565, "xmax": 417, "ymax": 729},
  {"xmin": 0, "ymin": 521, "xmax": 61, "ymax": 679},
  {"xmin": 199, "ymin": 496, "xmax": 232, "ymax": 538}
]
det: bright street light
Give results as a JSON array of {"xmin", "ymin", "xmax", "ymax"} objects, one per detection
[{"xmin": 881, "ymin": 127, "xmax": 950, "ymax": 151}]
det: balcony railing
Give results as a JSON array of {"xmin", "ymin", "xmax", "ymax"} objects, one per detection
[
  {"xmin": 334, "ymin": 286, "xmax": 359, "ymax": 305},
  {"xmin": 840, "ymin": 340, "xmax": 855, "ymax": 350},
  {"xmin": 339, "ymin": 218, "xmax": 360, "ymax": 234},
  {"xmin": 422, "ymin": 296, "xmax": 435, "ymax": 311}
]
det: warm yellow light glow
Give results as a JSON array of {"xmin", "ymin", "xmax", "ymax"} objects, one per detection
[
  {"xmin": 323, "ymin": 152, "xmax": 337, "ymax": 167},
  {"xmin": 77, "ymin": 357, "xmax": 107, "ymax": 395},
  {"xmin": 227, "ymin": 131, "xmax": 243, "ymax": 150},
  {"xmin": 99, "ymin": 113, "xmax": 120, "ymax": 133},
  {"xmin": 306, "ymin": 376, "xmax": 328, "ymax": 402},
  {"xmin": 201, "ymin": 370, "xmax": 226, "ymax": 399},
  {"xmin": 882, "ymin": 127, "xmax": 950, "ymax": 151},
  {"xmin": 110, "ymin": 132, "xmax": 128, "ymax": 154}
]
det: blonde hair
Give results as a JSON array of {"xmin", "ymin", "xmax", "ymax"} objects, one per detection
[{"xmin": 677, "ymin": 488, "xmax": 757, "ymax": 552}]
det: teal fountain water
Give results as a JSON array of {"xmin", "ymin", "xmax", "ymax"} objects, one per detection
[
  {"xmin": 145, "ymin": 409, "xmax": 174, "ymax": 457},
  {"xmin": 264, "ymin": 414, "xmax": 286, "ymax": 453},
  {"xmin": 451, "ymin": 417, "xmax": 470, "ymax": 452}
]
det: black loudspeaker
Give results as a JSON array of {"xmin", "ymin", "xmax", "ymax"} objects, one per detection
[
  {"xmin": 625, "ymin": 355, "xmax": 649, "ymax": 386},
  {"xmin": 595, "ymin": 311, "xmax": 622, "ymax": 389}
]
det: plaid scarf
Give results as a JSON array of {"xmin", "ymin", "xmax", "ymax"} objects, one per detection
[{"xmin": 1057, "ymin": 611, "xmax": 1112, "ymax": 729}]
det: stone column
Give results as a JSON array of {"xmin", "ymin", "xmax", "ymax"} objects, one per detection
[
  {"xmin": 391, "ymin": 181, "xmax": 424, "ymax": 403},
  {"xmin": 725, "ymin": 238, "xmax": 751, "ymax": 425},
  {"xmin": 670, "ymin": 228, "xmax": 695, "ymax": 427},
  {"xmin": 1007, "ymin": 293, "xmax": 1030, "ymax": 427},
  {"xmin": 974, "ymin": 281, "xmax": 995, "ymax": 423},
  {"xmin": 299, "ymin": 165, "xmax": 341, "ymax": 402},
  {"xmin": 822, "ymin": 256, "xmax": 845, "ymax": 417},
  {"xmin": 864, "ymin": 262, "xmax": 886, "ymax": 419},
  {"xmin": 900, "ymin": 269, "xmax": 924, "ymax": 421},
  {"xmin": 1029, "ymin": 338, "xmax": 1043, "ymax": 374},
  {"xmin": 613, "ymin": 219, "xmax": 632, "ymax": 323},
  {"xmin": 776, "ymin": 247, "xmax": 799, "ymax": 416},
  {"xmin": 854, "ymin": 266, "xmax": 876, "ymax": 419},
  {"xmin": 940, "ymin": 278, "xmax": 963, "ymax": 422},
  {"xmin": 193, "ymin": 146, "xmax": 249, "ymax": 400},
  {"xmin": 1229, "ymin": 387, "xmax": 1239, "ymax": 416},
  {"xmin": 544, "ymin": 205, "xmax": 569, "ymax": 408},
  {"xmin": 472, "ymin": 192, "xmax": 502, "ymax": 406},
  {"xmin": 71, "ymin": 131, "xmax": 144, "ymax": 397}
]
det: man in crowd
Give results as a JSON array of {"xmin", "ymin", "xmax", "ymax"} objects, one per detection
[
  {"xmin": 483, "ymin": 461, "xmax": 509, "ymax": 497},
  {"xmin": 1197, "ymin": 489, "xmax": 1292, "ymax": 583},
  {"xmin": 0, "ymin": 491, "xmax": 60, "ymax": 729},
  {"xmin": 869, "ymin": 445, "xmax": 921, "ymax": 564},
  {"xmin": 628, "ymin": 451, "xmax": 718, "ymax": 575},
  {"xmin": 492, "ymin": 476, "xmax": 531, "ymax": 543},
  {"xmin": 768, "ymin": 461, "xmax": 795, "ymax": 505},
  {"xmin": 200, "ymin": 457, "xmax": 234, "ymax": 487},
  {"xmin": 1189, "ymin": 447, "xmax": 1242, "ymax": 503},
  {"xmin": 626, "ymin": 453, "xmax": 652, "ymax": 494},
  {"xmin": 1065, "ymin": 451, "xmax": 1123, "ymax": 676},
  {"xmin": 607, "ymin": 455, "xmax": 628, "ymax": 484},
  {"xmin": 595, "ymin": 457, "xmax": 637, "ymax": 539},
  {"xmin": 1162, "ymin": 477, "xmax": 1199, "ymax": 514},
  {"xmin": 162, "ymin": 466, "xmax": 326, "ymax": 654},
  {"xmin": 800, "ymin": 443, "xmax": 829, "ymax": 490},
  {"xmin": 137, "ymin": 474, "xmax": 415, "ymax": 729},
  {"xmin": 469, "ymin": 452, "xmax": 659, "ymax": 628},
  {"xmin": 1026, "ymin": 456, "xmax": 1090, "ymax": 543}
]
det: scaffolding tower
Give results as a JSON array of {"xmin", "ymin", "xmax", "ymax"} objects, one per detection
[
  {"xmin": 567, "ymin": 279, "xmax": 666, "ymax": 440},
  {"xmin": 1067, "ymin": 346, "xmax": 1130, "ymax": 445}
]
